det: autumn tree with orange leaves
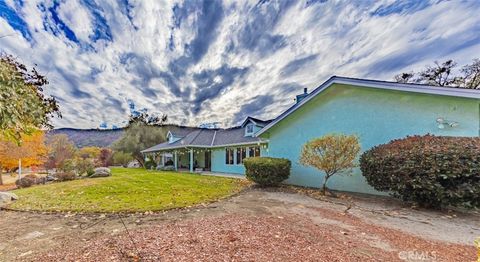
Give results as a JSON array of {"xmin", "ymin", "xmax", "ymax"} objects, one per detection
[{"xmin": 0, "ymin": 130, "xmax": 47, "ymax": 185}]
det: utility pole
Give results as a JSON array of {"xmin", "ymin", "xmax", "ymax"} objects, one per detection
[{"xmin": 18, "ymin": 158, "xmax": 22, "ymax": 180}]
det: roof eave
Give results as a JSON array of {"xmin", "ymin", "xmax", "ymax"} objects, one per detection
[
  {"xmin": 141, "ymin": 140, "xmax": 269, "ymax": 153},
  {"xmin": 256, "ymin": 76, "xmax": 480, "ymax": 137}
]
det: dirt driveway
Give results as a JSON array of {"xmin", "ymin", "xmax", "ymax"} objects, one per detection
[{"xmin": 1, "ymin": 188, "xmax": 479, "ymax": 261}]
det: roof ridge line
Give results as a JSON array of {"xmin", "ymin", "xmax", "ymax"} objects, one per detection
[{"xmin": 211, "ymin": 130, "xmax": 217, "ymax": 146}]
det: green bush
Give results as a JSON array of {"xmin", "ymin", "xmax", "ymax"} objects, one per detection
[
  {"xmin": 53, "ymin": 172, "xmax": 76, "ymax": 182},
  {"xmin": 15, "ymin": 174, "xmax": 40, "ymax": 188},
  {"xmin": 75, "ymin": 158, "xmax": 95, "ymax": 176},
  {"xmin": 113, "ymin": 151, "xmax": 133, "ymax": 167},
  {"xmin": 243, "ymin": 157, "xmax": 291, "ymax": 187},
  {"xmin": 360, "ymin": 135, "xmax": 480, "ymax": 208},
  {"xmin": 86, "ymin": 168, "xmax": 95, "ymax": 177},
  {"xmin": 144, "ymin": 159, "xmax": 157, "ymax": 170}
]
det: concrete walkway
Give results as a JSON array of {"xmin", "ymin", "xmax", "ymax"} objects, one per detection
[{"xmin": 199, "ymin": 171, "xmax": 247, "ymax": 179}]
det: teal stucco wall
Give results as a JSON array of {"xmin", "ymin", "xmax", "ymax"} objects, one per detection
[
  {"xmin": 211, "ymin": 146, "xmax": 268, "ymax": 174},
  {"xmin": 260, "ymin": 84, "xmax": 480, "ymax": 195}
]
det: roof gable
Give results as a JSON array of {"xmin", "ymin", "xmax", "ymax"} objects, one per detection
[
  {"xmin": 257, "ymin": 76, "xmax": 480, "ymax": 136},
  {"xmin": 240, "ymin": 116, "xmax": 272, "ymax": 128}
]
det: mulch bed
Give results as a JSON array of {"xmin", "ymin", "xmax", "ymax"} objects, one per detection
[
  {"xmin": 33, "ymin": 212, "xmax": 475, "ymax": 262},
  {"xmin": 0, "ymin": 184, "xmax": 17, "ymax": 191}
]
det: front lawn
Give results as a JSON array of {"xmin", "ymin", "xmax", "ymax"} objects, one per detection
[{"xmin": 8, "ymin": 168, "xmax": 248, "ymax": 212}]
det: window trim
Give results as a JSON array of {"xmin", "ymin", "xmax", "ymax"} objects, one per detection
[
  {"xmin": 245, "ymin": 124, "xmax": 254, "ymax": 135},
  {"xmin": 225, "ymin": 148, "xmax": 234, "ymax": 165},
  {"xmin": 248, "ymin": 146, "xmax": 261, "ymax": 158},
  {"xmin": 236, "ymin": 147, "xmax": 247, "ymax": 165}
]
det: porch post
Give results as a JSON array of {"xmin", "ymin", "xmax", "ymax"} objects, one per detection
[
  {"xmin": 189, "ymin": 149, "xmax": 194, "ymax": 173},
  {"xmin": 162, "ymin": 153, "xmax": 165, "ymax": 166},
  {"xmin": 174, "ymin": 151, "xmax": 178, "ymax": 171}
]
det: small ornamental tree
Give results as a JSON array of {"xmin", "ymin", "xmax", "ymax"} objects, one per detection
[
  {"xmin": 113, "ymin": 113, "xmax": 168, "ymax": 167},
  {"xmin": 44, "ymin": 134, "xmax": 76, "ymax": 171},
  {"xmin": 300, "ymin": 134, "xmax": 360, "ymax": 195},
  {"xmin": 113, "ymin": 151, "xmax": 133, "ymax": 167},
  {"xmin": 96, "ymin": 148, "xmax": 113, "ymax": 167}
]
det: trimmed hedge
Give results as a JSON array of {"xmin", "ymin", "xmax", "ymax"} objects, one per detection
[
  {"xmin": 243, "ymin": 157, "xmax": 291, "ymax": 187},
  {"xmin": 360, "ymin": 135, "xmax": 480, "ymax": 208}
]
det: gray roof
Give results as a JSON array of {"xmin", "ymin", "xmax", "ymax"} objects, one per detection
[
  {"xmin": 141, "ymin": 127, "xmax": 267, "ymax": 153},
  {"xmin": 212, "ymin": 127, "xmax": 263, "ymax": 146},
  {"xmin": 169, "ymin": 126, "xmax": 198, "ymax": 137}
]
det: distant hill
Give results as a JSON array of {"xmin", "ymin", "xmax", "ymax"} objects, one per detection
[
  {"xmin": 47, "ymin": 128, "xmax": 125, "ymax": 148},
  {"xmin": 47, "ymin": 125, "xmax": 199, "ymax": 148}
]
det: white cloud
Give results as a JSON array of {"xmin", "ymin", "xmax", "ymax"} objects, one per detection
[
  {"xmin": 0, "ymin": 0, "xmax": 479, "ymax": 129},
  {"xmin": 56, "ymin": 0, "xmax": 93, "ymax": 42}
]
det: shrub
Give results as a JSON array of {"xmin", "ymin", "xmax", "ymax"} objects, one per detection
[
  {"xmin": 86, "ymin": 168, "xmax": 95, "ymax": 177},
  {"xmin": 243, "ymin": 157, "xmax": 291, "ymax": 187},
  {"xmin": 299, "ymin": 134, "xmax": 360, "ymax": 194},
  {"xmin": 360, "ymin": 135, "xmax": 480, "ymax": 208},
  {"xmin": 96, "ymin": 148, "xmax": 113, "ymax": 167},
  {"xmin": 144, "ymin": 159, "xmax": 157, "ymax": 170},
  {"xmin": 15, "ymin": 174, "xmax": 39, "ymax": 188},
  {"xmin": 53, "ymin": 172, "xmax": 76, "ymax": 182},
  {"xmin": 60, "ymin": 159, "xmax": 76, "ymax": 173},
  {"xmin": 113, "ymin": 151, "xmax": 133, "ymax": 167},
  {"xmin": 165, "ymin": 159, "xmax": 174, "ymax": 166},
  {"xmin": 75, "ymin": 158, "xmax": 95, "ymax": 176}
]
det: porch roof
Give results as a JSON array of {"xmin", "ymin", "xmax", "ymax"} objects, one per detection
[{"xmin": 141, "ymin": 127, "xmax": 267, "ymax": 153}]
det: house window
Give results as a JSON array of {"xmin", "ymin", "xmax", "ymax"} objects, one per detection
[
  {"xmin": 236, "ymin": 148, "xmax": 247, "ymax": 164},
  {"xmin": 225, "ymin": 148, "xmax": 234, "ymax": 165},
  {"xmin": 248, "ymin": 146, "xmax": 261, "ymax": 157},
  {"xmin": 246, "ymin": 124, "xmax": 254, "ymax": 135}
]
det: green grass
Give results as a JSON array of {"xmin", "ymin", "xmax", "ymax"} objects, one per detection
[{"xmin": 9, "ymin": 168, "xmax": 248, "ymax": 213}]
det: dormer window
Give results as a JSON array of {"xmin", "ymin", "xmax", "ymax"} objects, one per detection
[
  {"xmin": 245, "ymin": 124, "xmax": 254, "ymax": 136},
  {"xmin": 167, "ymin": 132, "xmax": 174, "ymax": 143}
]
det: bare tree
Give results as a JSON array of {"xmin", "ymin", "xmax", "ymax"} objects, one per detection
[
  {"xmin": 394, "ymin": 58, "xmax": 480, "ymax": 89},
  {"xmin": 418, "ymin": 60, "xmax": 457, "ymax": 86},
  {"xmin": 459, "ymin": 59, "xmax": 480, "ymax": 89}
]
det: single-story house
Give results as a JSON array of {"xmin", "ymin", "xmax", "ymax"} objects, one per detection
[
  {"xmin": 142, "ymin": 76, "xmax": 480, "ymax": 195},
  {"xmin": 142, "ymin": 117, "xmax": 270, "ymax": 174}
]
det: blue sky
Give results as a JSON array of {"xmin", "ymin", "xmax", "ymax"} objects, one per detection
[{"xmin": 1, "ymin": 0, "xmax": 479, "ymax": 129}]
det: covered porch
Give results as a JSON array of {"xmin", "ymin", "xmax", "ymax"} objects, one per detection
[{"xmin": 145, "ymin": 147, "xmax": 211, "ymax": 173}]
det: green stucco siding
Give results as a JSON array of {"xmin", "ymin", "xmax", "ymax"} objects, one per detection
[
  {"xmin": 261, "ymin": 84, "xmax": 479, "ymax": 195},
  {"xmin": 211, "ymin": 146, "xmax": 268, "ymax": 174}
]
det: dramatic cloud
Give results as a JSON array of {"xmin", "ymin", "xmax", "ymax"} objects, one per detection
[{"xmin": 0, "ymin": 0, "xmax": 479, "ymax": 128}]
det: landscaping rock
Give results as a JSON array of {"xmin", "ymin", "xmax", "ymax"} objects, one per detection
[
  {"xmin": 90, "ymin": 167, "xmax": 112, "ymax": 178},
  {"xmin": 0, "ymin": 192, "xmax": 18, "ymax": 206},
  {"xmin": 45, "ymin": 175, "xmax": 57, "ymax": 182},
  {"xmin": 158, "ymin": 166, "xmax": 175, "ymax": 171}
]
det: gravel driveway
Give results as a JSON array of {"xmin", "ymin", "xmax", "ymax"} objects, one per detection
[{"xmin": 1, "ymin": 188, "xmax": 479, "ymax": 261}]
